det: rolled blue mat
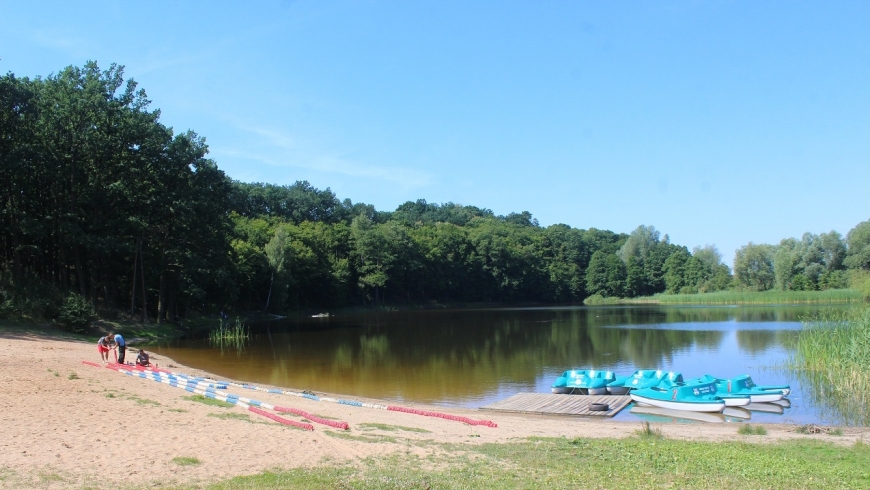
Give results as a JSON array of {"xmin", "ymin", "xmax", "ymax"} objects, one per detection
[
  {"xmin": 302, "ymin": 393, "xmax": 320, "ymax": 401},
  {"xmin": 338, "ymin": 400, "xmax": 362, "ymax": 407}
]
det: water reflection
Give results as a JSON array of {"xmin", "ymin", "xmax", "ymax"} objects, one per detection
[{"xmin": 152, "ymin": 305, "xmax": 850, "ymax": 424}]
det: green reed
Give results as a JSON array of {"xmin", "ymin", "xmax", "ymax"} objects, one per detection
[
  {"xmin": 787, "ymin": 306, "xmax": 870, "ymax": 425},
  {"xmin": 622, "ymin": 289, "xmax": 862, "ymax": 305},
  {"xmin": 208, "ymin": 317, "xmax": 250, "ymax": 350}
]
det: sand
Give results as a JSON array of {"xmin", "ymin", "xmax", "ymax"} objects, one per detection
[{"xmin": 0, "ymin": 331, "xmax": 864, "ymax": 489}]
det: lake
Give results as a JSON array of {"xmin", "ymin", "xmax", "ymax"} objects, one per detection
[{"xmin": 152, "ymin": 304, "xmax": 856, "ymax": 425}]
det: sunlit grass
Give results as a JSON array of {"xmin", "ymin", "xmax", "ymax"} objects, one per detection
[{"xmin": 199, "ymin": 437, "xmax": 870, "ymax": 489}]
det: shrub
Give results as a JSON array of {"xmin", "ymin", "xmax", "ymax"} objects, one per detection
[{"xmin": 57, "ymin": 293, "xmax": 95, "ymax": 332}]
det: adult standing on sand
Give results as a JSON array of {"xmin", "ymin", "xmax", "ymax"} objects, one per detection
[
  {"xmin": 97, "ymin": 334, "xmax": 112, "ymax": 363},
  {"xmin": 113, "ymin": 333, "xmax": 126, "ymax": 364}
]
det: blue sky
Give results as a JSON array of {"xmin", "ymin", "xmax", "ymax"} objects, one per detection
[{"xmin": 2, "ymin": 1, "xmax": 868, "ymax": 266}]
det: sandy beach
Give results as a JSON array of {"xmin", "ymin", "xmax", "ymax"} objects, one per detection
[{"xmin": 1, "ymin": 331, "xmax": 864, "ymax": 489}]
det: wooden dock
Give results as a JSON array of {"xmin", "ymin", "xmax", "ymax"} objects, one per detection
[{"xmin": 479, "ymin": 393, "xmax": 631, "ymax": 417}]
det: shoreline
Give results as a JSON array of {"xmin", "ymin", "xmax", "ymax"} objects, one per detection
[{"xmin": 1, "ymin": 331, "xmax": 866, "ymax": 489}]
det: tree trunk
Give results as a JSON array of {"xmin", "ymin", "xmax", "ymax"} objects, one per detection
[
  {"xmin": 157, "ymin": 241, "xmax": 166, "ymax": 325},
  {"xmin": 265, "ymin": 271, "xmax": 274, "ymax": 312},
  {"xmin": 130, "ymin": 250, "xmax": 137, "ymax": 316},
  {"xmin": 139, "ymin": 238, "xmax": 148, "ymax": 322}
]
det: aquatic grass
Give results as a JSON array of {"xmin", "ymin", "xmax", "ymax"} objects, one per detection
[
  {"xmin": 201, "ymin": 437, "xmax": 870, "ymax": 489},
  {"xmin": 787, "ymin": 306, "xmax": 870, "ymax": 425},
  {"xmin": 208, "ymin": 317, "xmax": 249, "ymax": 350},
  {"xmin": 616, "ymin": 289, "xmax": 862, "ymax": 305}
]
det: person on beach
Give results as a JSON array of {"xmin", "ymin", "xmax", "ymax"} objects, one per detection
[
  {"xmin": 97, "ymin": 335, "xmax": 112, "ymax": 362},
  {"xmin": 135, "ymin": 349, "xmax": 150, "ymax": 367},
  {"xmin": 113, "ymin": 333, "xmax": 127, "ymax": 364}
]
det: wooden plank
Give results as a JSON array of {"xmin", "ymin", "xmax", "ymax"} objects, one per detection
[{"xmin": 479, "ymin": 393, "xmax": 631, "ymax": 417}]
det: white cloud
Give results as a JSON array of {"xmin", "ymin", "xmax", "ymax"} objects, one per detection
[{"xmin": 214, "ymin": 125, "xmax": 435, "ymax": 190}]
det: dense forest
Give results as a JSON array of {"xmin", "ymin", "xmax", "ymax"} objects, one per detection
[{"xmin": 2, "ymin": 62, "xmax": 869, "ymax": 326}]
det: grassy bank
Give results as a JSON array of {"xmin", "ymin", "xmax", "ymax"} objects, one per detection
[
  {"xmin": 789, "ymin": 306, "xmax": 870, "ymax": 425},
  {"xmin": 585, "ymin": 289, "xmax": 863, "ymax": 305},
  {"xmin": 179, "ymin": 436, "xmax": 870, "ymax": 489}
]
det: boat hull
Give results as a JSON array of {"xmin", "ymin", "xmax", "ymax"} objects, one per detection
[
  {"xmin": 748, "ymin": 392, "xmax": 784, "ymax": 403},
  {"xmin": 630, "ymin": 393, "xmax": 725, "ymax": 413},
  {"xmin": 631, "ymin": 406, "xmax": 726, "ymax": 423},
  {"xmin": 607, "ymin": 385, "xmax": 630, "ymax": 395}
]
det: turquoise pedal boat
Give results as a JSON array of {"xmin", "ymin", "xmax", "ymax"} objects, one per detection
[
  {"xmin": 693, "ymin": 374, "xmax": 785, "ymax": 403},
  {"xmin": 608, "ymin": 369, "xmax": 683, "ymax": 394},
  {"xmin": 629, "ymin": 379, "xmax": 727, "ymax": 413},
  {"xmin": 551, "ymin": 369, "xmax": 618, "ymax": 395}
]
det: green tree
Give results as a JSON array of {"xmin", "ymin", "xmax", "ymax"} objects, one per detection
[
  {"xmin": 845, "ymin": 220, "xmax": 870, "ymax": 271},
  {"xmin": 734, "ymin": 243, "xmax": 776, "ymax": 291}
]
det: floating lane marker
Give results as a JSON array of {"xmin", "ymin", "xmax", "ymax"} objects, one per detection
[
  {"xmin": 84, "ymin": 360, "xmax": 319, "ymax": 430},
  {"xmin": 87, "ymin": 362, "xmax": 495, "ymax": 428}
]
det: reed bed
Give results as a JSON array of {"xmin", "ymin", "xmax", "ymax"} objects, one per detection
[
  {"xmin": 788, "ymin": 306, "xmax": 870, "ymax": 425},
  {"xmin": 619, "ymin": 289, "xmax": 863, "ymax": 305},
  {"xmin": 209, "ymin": 317, "xmax": 250, "ymax": 350}
]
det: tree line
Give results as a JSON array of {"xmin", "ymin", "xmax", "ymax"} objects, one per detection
[{"xmin": 1, "ymin": 62, "xmax": 868, "ymax": 324}]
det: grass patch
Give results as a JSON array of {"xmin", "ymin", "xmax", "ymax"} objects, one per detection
[
  {"xmin": 126, "ymin": 395, "xmax": 160, "ymax": 406},
  {"xmin": 738, "ymin": 424, "xmax": 767, "ymax": 436},
  {"xmin": 67, "ymin": 372, "xmax": 80, "ymax": 380},
  {"xmin": 105, "ymin": 393, "xmax": 116, "ymax": 398},
  {"xmin": 202, "ymin": 437, "xmax": 870, "ymax": 489},
  {"xmin": 171, "ymin": 456, "xmax": 201, "ymax": 467},
  {"xmin": 830, "ymin": 428, "xmax": 843, "ymax": 436},
  {"xmin": 183, "ymin": 394, "xmax": 234, "ymax": 408},
  {"xmin": 635, "ymin": 421, "xmax": 664, "ymax": 440},
  {"xmin": 47, "ymin": 368, "xmax": 59, "ymax": 377},
  {"xmin": 208, "ymin": 412, "xmax": 251, "ymax": 422},
  {"xmin": 167, "ymin": 408, "xmax": 187, "ymax": 413},
  {"xmin": 323, "ymin": 430, "xmax": 397, "ymax": 444},
  {"xmin": 357, "ymin": 423, "xmax": 431, "ymax": 433}
]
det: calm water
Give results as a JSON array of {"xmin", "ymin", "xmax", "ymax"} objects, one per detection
[{"xmin": 152, "ymin": 305, "xmax": 855, "ymax": 425}]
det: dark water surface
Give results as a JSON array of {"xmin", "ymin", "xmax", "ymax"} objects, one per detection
[{"xmin": 152, "ymin": 305, "xmax": 855, "ymax": 425}]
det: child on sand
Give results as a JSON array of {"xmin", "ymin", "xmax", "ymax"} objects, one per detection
[
  {"xmin": 97, "ymin": 335, "xmax": 112, "ymax": 362},
  {"xmin": 135, "ymin": 349, "xmax": 150, "ymax": 367}
]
